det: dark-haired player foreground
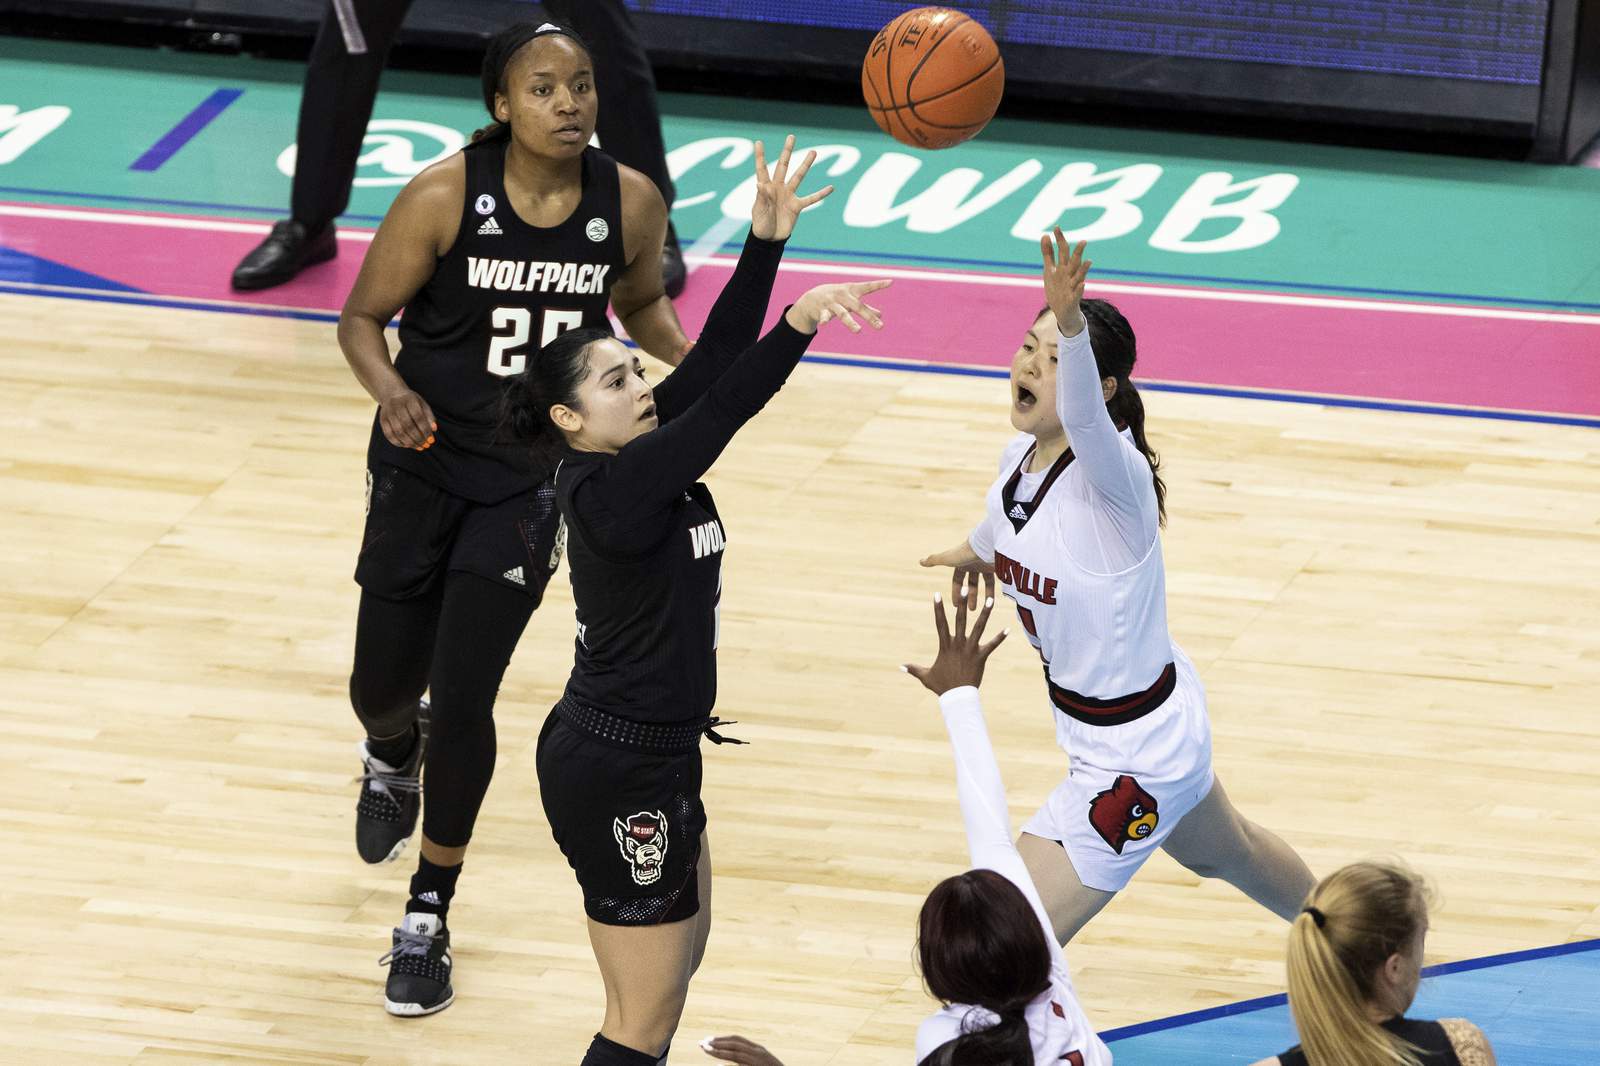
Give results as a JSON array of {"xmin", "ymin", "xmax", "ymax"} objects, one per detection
[{"xmin": 505, "ymin": 141, "xmax": 885, "ymax": 1064}]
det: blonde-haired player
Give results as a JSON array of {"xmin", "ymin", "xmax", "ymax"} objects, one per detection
[{"xmin": 921, "ymin": 230, "xmax": 1315, "ymax": 943}]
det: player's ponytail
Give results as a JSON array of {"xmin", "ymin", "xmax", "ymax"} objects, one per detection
[
  {"xmin": 500, "ymin": 326, "xmax": 610, "ymax": 466},
  {"xmin": 1082, "ymin": 298, "xmax": 1166, "ymax": 527},
  {"xmin": 917, "ymin": 869, "xmax": 1051, "ymax": 1066},
  {"xmin": 1286, "ymin": 862, "xmax": 1431, "ymax": 1066},
  {"xmin": 473, "ymin": 20, "xmax": 594, "ymax": 145}
]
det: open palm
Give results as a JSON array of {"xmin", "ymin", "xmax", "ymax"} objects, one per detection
[{"xmin": 751, "ymin": 134, "xmax": 834, "ymax": 241}]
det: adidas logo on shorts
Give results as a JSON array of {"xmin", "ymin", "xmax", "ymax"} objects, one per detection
[
  {"xmin": 477, "ymin": 216, "xmax": 503, "ymax": 236},
  {"xmin": 503, "ymin": 566, "xmax": 525, "ymax": 586}
]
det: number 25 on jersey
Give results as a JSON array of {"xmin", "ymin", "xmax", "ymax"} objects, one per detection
[{"xmin": 486, "ymin": 307, "xmax": 585, "ymax": 376}]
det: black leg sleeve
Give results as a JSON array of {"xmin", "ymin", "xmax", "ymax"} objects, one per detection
[
  {"xmin": 290, "ymin": 0, "xmax": 417, "ymax": 229},
  {"xmin": 418, "ymin": 571, "xmax": 537, "ymax": 848},
  {"xmin": 545, "ymin": 0, "xmax": 677, "ymax": 205},
  {"xmin": 349, "ymin": 581, "xmax": 442, "ymax": 738}
]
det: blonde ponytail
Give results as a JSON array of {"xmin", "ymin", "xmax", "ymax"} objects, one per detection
[{"xmin": 1285, "ymin": 862, "xmax": 1430, "ymax": 1066}]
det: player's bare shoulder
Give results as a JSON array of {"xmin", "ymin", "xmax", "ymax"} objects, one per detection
[
  {"xmin": 394, "ymin": 151, "xmax": 467, "ymax": 254},
  {"xmin": 616, "ymin": 163, "xmax": 667, "ymax": 257}
]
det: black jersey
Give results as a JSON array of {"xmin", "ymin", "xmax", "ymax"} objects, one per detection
[
  {"xmin": 1278, "ymin": 1018, "xmax": 1462, "ymax": 1066},
  {"xmin": 369, "ymin": 141, "xmax": 627, "ymax": 504},
  {"xmin": 552, "ymin": 232, "xmax": 806, "ymax": 725}
]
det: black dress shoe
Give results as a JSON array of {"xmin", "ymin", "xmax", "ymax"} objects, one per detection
[
  {"xmin": 231, "ymin": 219, "xmax": 337, "ymax": 291},
  {"xmin": 661, "ymin": 222, "xmax": 686, "ymax": 299}
]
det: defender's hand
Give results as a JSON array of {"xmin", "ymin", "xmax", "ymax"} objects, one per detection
[{"xmin": 904, "ymin": 570, "xmax": 1009, "ymax": 695}]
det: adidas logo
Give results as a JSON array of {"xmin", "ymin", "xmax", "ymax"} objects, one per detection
[
  {"xmin": 503, "ymin": 566, "xmax": 526, "ymax": 586},
  {"xmin": 477, "ymin": 216, "xmax": 503, "ymax": 236},
  {"xmin": 1009, "ymin": 504, "xmax": 1029, "ymax": 520},
  {"xmin": 417, "ymin": 891, "xmax": 441, "ymax": 905}
]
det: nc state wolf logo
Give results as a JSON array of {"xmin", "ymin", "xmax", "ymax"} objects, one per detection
[
  {"xmin": 614, "ymin": 810, "xmax": 669, "ymax": 886},
  {"xmin": 1088, "ymin": 775, "xmax": 1159, "ymax": 854}
]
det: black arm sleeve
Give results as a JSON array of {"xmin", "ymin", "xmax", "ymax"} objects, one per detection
[
  {"xmin": 579, "ymin": 314, "xmax": 812, "ymax": 524},
  {"xmin": 651, "ymin": 230, "xmax": 787, "ymax": 420}
]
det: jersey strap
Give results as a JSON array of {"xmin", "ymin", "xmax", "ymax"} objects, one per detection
[{"xmin": 1047, "ymin": 660, "xmax": 1176, "ymax": 727}]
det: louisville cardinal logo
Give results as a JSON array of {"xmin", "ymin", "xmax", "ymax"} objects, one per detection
[
  {"xmin": 1087, "ymin": 775, "xmax": 1159, "ymax": 854},
  {"xmin": 613, "ymin": 810, "xmax": 669, "ymax": 886}
]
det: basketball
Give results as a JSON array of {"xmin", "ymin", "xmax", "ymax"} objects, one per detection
[{"xmin": 862, "ymin": 7, "xmax": 1005, "ymax": 149}]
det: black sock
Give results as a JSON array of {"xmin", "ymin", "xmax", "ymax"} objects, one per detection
[
  {"xmin": 655, "ymin": 1045, "xmax": 671, "ymax": 1066},
  {"xmin": 367, "ymin": 720, "xmax": 418, "ymax": 767},
  {"xmin": 407, "ymin": 856, "xmax": 462, "ymax": 920},
  {"xmin": 580, "ymin": 1033, "xmax": 657, "ymax": 1066}
]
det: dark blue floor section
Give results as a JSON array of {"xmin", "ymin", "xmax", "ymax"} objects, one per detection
[
  {"xmin": 1103, "ymin": 940, "xmax": 1600, "ymax": 1064},
  {"xmin": 0, "ymin": 244, "xmax": 140, "ymax": 291}
]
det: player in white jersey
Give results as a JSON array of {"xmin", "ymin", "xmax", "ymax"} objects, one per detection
[
  {"xmin": 906, "ymin": 571, "xmax": 1112, "ymax": 1066},
  {"xmin": 692, "ymin": 573, "xmax": 1110, "ymax": 1066},
  {"xmin": 921, "ymin": 231, "xmax": 1314, "ymax": 944}
]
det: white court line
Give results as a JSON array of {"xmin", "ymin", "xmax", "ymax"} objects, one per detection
[
  {"xmin": 684, "ymin": 253, "xmax": 1600, "ymax": 327},
  {"xmin": 0, "ymin": 278, "xmax": 326, "ymax": 314},
  {"xmin": 0, "ymin": 203, "xmax": 376, "ymax": 241},
  {"xmin": 3, "ymin": 202, "xmax": 1595, "ymax": 326}
]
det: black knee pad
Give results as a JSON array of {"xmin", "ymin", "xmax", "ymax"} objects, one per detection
[{"xmin": 348, "ymin": 673, "xmax": 418, "ymax": 738}]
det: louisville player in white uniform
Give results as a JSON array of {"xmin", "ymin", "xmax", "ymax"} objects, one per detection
[{"xmin": 921, "ymin": 231, "xmax": 1315, "ymax": 944}]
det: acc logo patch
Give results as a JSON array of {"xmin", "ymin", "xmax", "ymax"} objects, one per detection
[
  {"xmin": 613, "ymin": 809, "xmax": 668, "ymax": 885},
  {"xmin": 475, "ymin": 193, "xmax": 496, "ymax": 215},
  {"xmin": 1088, "ymin": 774, "xmax": 1159, "ymax": 854},
  {"xmin": 585, "ymin": 217, "xmax": 610, "ymax": 242}
]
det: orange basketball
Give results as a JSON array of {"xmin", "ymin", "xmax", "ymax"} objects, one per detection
[{"xmin": 862, "ymin": 7, "xmax": 1005, "ymax": 149}]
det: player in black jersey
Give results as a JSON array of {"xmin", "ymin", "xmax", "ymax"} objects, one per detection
[
  {"xmin": 504, "ymin": 141, "xmax": 887, "ymax": 1066},
  {"xmin": 335, "ymin": 22, "xmax": 695, "ymax": 1017}
]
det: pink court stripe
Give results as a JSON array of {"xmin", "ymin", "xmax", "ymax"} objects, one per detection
[
  {"xmin": 2, "ymin": 202, "xmax": 1596, "ymax": 417},
  {"xmin": 669, "ymin": 263, "xmax": 1600, "ymax": 419}
]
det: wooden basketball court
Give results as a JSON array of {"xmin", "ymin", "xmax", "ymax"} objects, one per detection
[{"xmin": 4, "ymin": 287, "xmax": 1597, "ymax": 1063}]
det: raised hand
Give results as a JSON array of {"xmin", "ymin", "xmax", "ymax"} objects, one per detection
[
  {"xmin": 1040, "ymin": 227, "xmax": 1091, "ymax": 336},
  {"xmin": 903, "ymin": 570, "xmax": 1009, "ymax": 696},
  {"xmin": 784, "ymin": 279, "xmax": 892, "ymax": 335},
  {"xmin": 751, "ymin": 134, "xmax": 834, "ymax": 242}
]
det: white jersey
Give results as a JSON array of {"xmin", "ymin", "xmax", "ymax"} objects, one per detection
[
  {"xmin": 969, "ymin": 326, "xmax": 1171, "ymax": 705},
  {"xmin": 915, "ymin": 687, "xmax": 1112, "ymax": 1066}
]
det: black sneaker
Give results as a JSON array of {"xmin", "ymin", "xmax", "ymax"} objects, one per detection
[
  {"xmin": 230, "ymin": 219, "xmax": 337, "ymax": 291},
  {"xmin": 661, "ymin": 221, "xmax": 686, "ymax": 299},
  {"xmin": 355, "ymin": 718, "xmax": 424, "ymax": 865},
  {"xmin": 379, "ymin": 912, "xmax": 454, "ymax": 1017}
]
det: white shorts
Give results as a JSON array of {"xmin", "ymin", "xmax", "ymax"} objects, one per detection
[{"xmin": 1020, "ymin": 647, "xmax": 1215, "ymax": 892}]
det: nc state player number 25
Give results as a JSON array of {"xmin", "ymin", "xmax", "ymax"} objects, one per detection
[{"xmin": 487, "ymin": 306, "xmax": 586, "ymax": 376}]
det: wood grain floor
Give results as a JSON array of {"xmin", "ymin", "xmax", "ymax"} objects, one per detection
[{"xmin": 3, "ymin": 291, "xmax": 1597, "ymax": 1064}]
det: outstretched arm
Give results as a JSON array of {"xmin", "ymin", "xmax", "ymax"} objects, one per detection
[
  {"xmin": 586, "ymin": 280, "xmax": 890, "ymax": 517},
  {"xmin": 905, "ymin": 572, "xmax": 1062, "ymax": 964},
  {"xmin": 1041, "ymin": 231, "xmax": 1158, "ymax": 554},
  {"xmin": 654, "ymin": 136, "xmax": 834, "ymax": 419}
]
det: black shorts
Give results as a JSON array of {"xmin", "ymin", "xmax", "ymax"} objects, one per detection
[
  {"xmin": 536, "ymin": 706, "xmax": 707, "ymax": 927},
  {"xmin": 355, "ymin": 464, "xmax": 563, "ymax": 604}
]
